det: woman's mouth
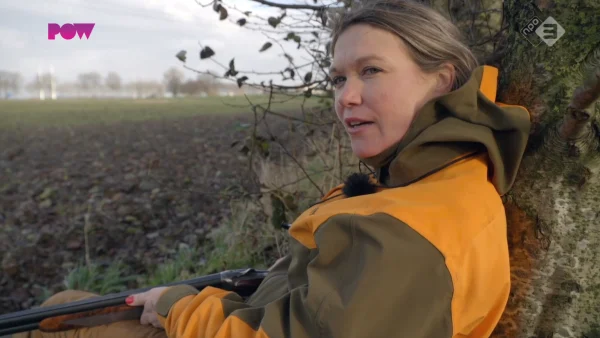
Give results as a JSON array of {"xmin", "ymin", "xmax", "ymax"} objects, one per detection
[
  {"xmin": 348, "ymin": 121, "xmax": 373, "ymax": 128},
  {"xmin": 345, "ymin": 118, "xmax": 374, "ymax": 133}
]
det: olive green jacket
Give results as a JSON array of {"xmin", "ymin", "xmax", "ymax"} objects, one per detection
[{"xmin": 155, "ymin": 65, "xmax": 531, "ymax": 338}]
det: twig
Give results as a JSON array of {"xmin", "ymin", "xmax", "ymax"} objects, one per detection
[
  {"xmin": 84, "ymin": 204, "xmax": 93, "ymax": 270},
  {"xmin": 194, "ymin": 0, "xmax": 215, "ymax": 7},
  {"xmin": 250, "ymin": 0, "xmax": 326, "ymax": 10},
  {"xmin": 268, "ymin": 168, "xmax": 333, "ymax": 193},
  {"xmin": 251, "ymin": 87, "xmax": 325, "ymax": 196},
  {"xmin": 257, "ymin": 106, "xmax": 330, "ymax": 126},
  {"xmin": 260, "ymin": 30, "xmax": 307, "ymax": 85}
]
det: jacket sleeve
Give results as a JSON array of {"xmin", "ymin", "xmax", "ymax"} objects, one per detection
[{"xmin": 155, "ymin": 213, "xmax": 454, "ymax": 338}]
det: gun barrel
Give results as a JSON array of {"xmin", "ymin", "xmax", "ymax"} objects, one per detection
[{"xmin": 0, "ymin": 268, "xmax": 267, "ymax": 335}]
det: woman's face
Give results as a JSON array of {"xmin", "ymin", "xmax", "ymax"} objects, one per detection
[{"xmin": 331, "ymin": 24, "xmax": 450, "ymax": 159}]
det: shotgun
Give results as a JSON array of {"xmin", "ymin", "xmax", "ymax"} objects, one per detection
[{"xmin": 0, "ymin": 268, "xmax": 268, "ymax": 336}]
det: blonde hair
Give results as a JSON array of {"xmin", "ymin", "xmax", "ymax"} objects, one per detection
[{"xmin": 328, "ymin": 0, "xmax": 478, "ymax": 90}]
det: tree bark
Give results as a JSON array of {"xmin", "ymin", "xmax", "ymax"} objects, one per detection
[
  {"xmin": 492, "ymin": 1, "xmax": 600, "ymax": 336},
  {"xmin": 425, "ymin": 0, "xmax": 600, "ymax": 336}
]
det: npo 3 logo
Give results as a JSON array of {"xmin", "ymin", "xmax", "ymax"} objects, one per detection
[
  {"xmin": 521, "ymin": 16, "xmax": 565, "ymax": 47},
  {"xmin": 48, "ymin": 23, "xmax": 95, "ymax": 40}
]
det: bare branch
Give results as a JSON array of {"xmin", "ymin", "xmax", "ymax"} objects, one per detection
[
  {"xmin": 194, "ymin": 0, "xmax": 215, "ymax": 7},
  {"xmin": 259, "ymin": 106, "xmax": 332, "ymax": 126},
  {"xmin": 251, "ymin": 89, "xmax": 325, "ymax": 196},
  {"xmin": 250, "ymin": 0, "xmax": 327, "ymax": 11},
  {"xmin": 267, "ymin": 168, "xmax": 334, "ymax": 193}
]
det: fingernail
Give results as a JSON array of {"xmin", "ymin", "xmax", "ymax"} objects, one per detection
[{"xmin": 126, "ymin": 296, "xmax": 134, "ymax": 305}]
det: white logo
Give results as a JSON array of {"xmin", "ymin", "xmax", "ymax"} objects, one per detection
[{"xmin": 535, "ymin": 16, "xmax": 565, "ymax": 46}]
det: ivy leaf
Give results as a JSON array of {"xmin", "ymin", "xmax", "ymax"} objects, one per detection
[
  {"xmin": 304, "ymin": 89, "xmax": 312, "ymax": 98},
  {"xmin": 226, "ymin": 58, "xmax": 238, "ymax": 77},
  {"xmin": 304, "ymin": 72, "xmax": 313, "ymax": 83},
  {"xmin": 284, "ymin": 33, "xmax": 301, "ymax": 44},
  {"xmin": 237, "ymin": 76, "xmax": 249, "ymax": 88},
  {"xmin": 219, "ymin": 7, "xmax": 228, "ymax": 20},
  {"xmin": 284, "ymin": 53, "xmax": 293, "ymax": 63},
  {"xmin": 259, "ymin": 42, "xmax": 273, "ymax": 52},
  {"xmin": 312, "ymin": 31, "xmax": 319, "ymax": 38},
  {"xmin": 244, "ymin": 11, "xmax": 252, "ymax": 16},
  {"xmin": 267, "ymin": 17, "xmax": 280, "ymax": 28},
  {"xmin": 286, "ymin": 68, "xmax": 295, "ymax": 80},
  {"xmin": 213, "ymin": 1, "xmax": 221, "ymax": 12},
  {"xmin": 175, "ymin": 50, "xmax": 187, "ymax": 62},
  {"xmin": 200, "ymin": 46, "xmax": 215, "ymax": 59},
  {"xmin": 237, "ymin": 18, "xmax": 247, "ymax": 26},
  {"xmin": 224, "ymin": 69, "xmax": 238, "ymax": 78}
]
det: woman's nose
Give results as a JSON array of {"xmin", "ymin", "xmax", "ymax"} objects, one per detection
[{"xmin": 337, "ymin": 79, "xmax": 362, "ymax": 107}]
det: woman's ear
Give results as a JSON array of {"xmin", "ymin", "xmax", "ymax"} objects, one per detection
[{"xmin": 435, "ymin": 63, "xmax": 456, "ymax": 94}]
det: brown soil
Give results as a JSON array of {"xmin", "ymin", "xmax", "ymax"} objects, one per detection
[{"xmin": 0, "ymin": 112, "xmax": 306, "ymax": 315}]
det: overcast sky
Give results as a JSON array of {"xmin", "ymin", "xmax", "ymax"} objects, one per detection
[{"xmin": 0, "ymin": 0, "xmax": 316, "ymax": 88}]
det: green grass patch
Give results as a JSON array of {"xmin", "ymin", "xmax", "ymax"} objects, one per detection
[
  {"xmin": 143, "ymin": 245, "xmax": 203, "ymax": 287},
  {"xmin": 199, "ymin": 199, "xmax": 287, "ymax": 274},
  {"xmin": 60, "ymin": 198, "xmax": 287, "ymax": 295},
  {"xmin": 0, "ymin": 95, "xmax": 321, "ymax": 129},
  {"xmin": 63, "ymin": 261, "xmax": 140, "ymax": 295}
]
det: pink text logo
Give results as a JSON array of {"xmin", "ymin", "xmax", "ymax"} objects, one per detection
[{"xmin": 48, "ymin": 23, "xmax": 95, "ymax": 40}]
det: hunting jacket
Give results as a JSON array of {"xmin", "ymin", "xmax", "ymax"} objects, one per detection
[{"xmin": 154, "ymin": 65, "xmax": 532, "ymax": 338}]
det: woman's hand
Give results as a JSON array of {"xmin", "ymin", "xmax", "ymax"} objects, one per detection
[{"xmin": 126, "ymin": 287, "xmax": 169, "ymax": 329}]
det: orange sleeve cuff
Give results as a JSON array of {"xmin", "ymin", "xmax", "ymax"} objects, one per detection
[{"xmin": 158, "ymin": 286, "xmax": 234, "ymax": 337}]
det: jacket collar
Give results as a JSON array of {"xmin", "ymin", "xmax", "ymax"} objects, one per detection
[{"xmin": 360, "ymin": 65, "xmax": 531, "ymax": 195}]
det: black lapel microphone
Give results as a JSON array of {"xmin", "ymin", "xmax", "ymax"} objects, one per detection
[{"xmin": 342, "ymin": 173, "xmax": 378, "ymax": 198}]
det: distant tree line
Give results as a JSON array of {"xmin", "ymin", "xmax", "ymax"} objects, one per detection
[
  {"xmin": 0, "ymin": 66, "xmax": 256, "ymax": 99},
  {"xmin": 0, "ymin": 71, "xmax": 22, "ymax": 98}
]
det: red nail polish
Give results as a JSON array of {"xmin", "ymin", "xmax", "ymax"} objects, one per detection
[{"xmin": 125, "ymin": 296, "xmax": 134, "ymax": 305}]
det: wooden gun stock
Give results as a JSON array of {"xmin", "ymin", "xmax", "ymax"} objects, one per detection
[{"xmin": 38, "ymin": 305, "xmax": 143, "ymax": 333}]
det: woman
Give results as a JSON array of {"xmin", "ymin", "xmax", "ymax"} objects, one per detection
[{"xmin": 16, "ymin": 0, "xmax": 531, "ymax": 337}]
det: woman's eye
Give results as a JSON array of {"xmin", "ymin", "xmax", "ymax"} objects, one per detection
[
  {"xmin": 363, "ymin": 67, "xmax": 381, "ymax": 75},
  {"xmin": 332, "ymin": 76, "xmax": 346, "ymax": 86}
]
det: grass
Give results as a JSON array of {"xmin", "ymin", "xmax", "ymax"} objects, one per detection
[
  {"xmin": 199, "ymin": 199, "xmax": 288, "ymax": 273},
  {"xmin": 0, "ymin": 95, "xmax": 321, "ymax": 129},
  {"xmin": 144, "ymin": 245, "xmax": 203, "ymax": 287},
  {"xmin": 63, "ymin": 261, "xmax": 140, "ymax": 295},
  {"xmin": 61, "ymin": 198, "xmax": 289, "ymax": 294}
]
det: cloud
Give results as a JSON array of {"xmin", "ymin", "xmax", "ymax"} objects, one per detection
[
  {"xmin": 0, "ymin": 0, "xmax": 313, "ymax": 87},
  {"xmin": 0, "ymin": 27, "xmax": 27, "ymax": 50}
]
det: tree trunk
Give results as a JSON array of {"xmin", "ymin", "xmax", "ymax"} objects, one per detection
[
  {"xmin": 433, "ymin": 0, "xmax": 600, "ymax": 335},
  {"xmin": 462, "ymin": 0, "xmax": 600, "ymax": 336},
  {"xmin": 495, "ymin": 4, "xmax": 599, "ymax": 338}
]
